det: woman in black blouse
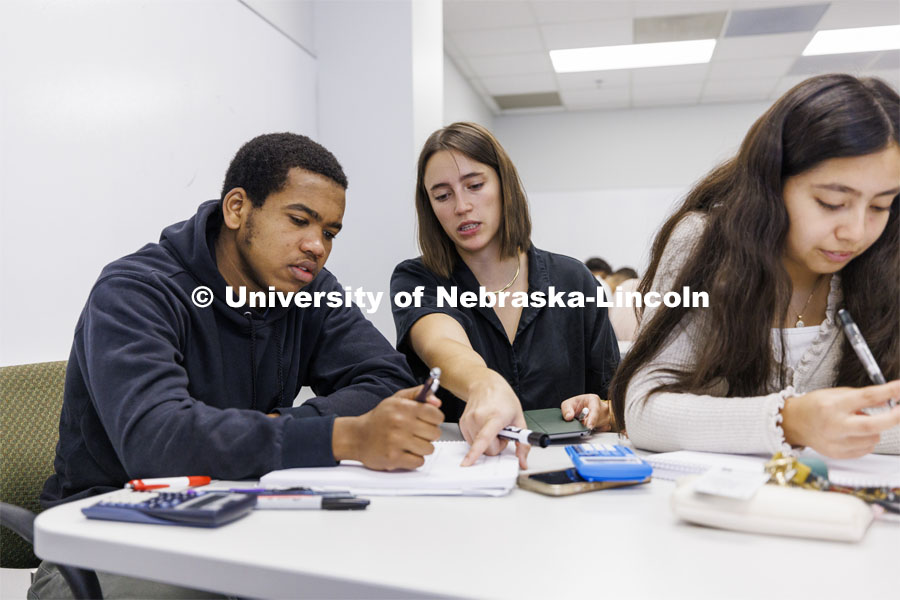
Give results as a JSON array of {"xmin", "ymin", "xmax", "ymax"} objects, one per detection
[{"xmin": 391, "ymin": 122, "xmax": 619, "ymax": 468}]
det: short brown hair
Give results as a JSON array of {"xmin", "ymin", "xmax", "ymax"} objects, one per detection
[{"xmin": 415, "ymin": 122, "xmax": 532, "ymax": 277}]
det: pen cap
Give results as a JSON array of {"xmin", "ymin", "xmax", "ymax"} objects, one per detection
[{"xmin": 837, "ymin": 309, "xmax": 857, "ymax": 333}]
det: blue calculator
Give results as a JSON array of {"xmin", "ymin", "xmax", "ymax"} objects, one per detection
[
  {"xmin": 82, "ymin": 490, "xmax": 256, "ymax": 528},
  {"xmin": 565, "ymin": 444, "xmax": 653, "ymax": 481}
]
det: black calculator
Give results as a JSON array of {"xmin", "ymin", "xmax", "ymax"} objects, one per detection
[{"xmin": 82, "ymin": 490, "xmax": 257, "ymax": 528}]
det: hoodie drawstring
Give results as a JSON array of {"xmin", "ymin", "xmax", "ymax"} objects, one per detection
[
  {"xmin": 244, "ymin": 311, "xmax": 258, "ymax": 410},
  {"xmin": 273, "ymin": 326, "xmax": 285, "ymax": 408},
  {"xmin": 244, "ymin": 311, "xmax": 285, "ymax": 411}
]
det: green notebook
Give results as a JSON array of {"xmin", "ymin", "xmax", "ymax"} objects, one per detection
[{"xmin": 524, "ymin": 408, "xmax": 590, "ymax": 441}]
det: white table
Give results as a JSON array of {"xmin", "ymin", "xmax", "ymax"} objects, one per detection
[{"xmin": 34, "ymin": 431, "xmax": 899, "ymax": 599}]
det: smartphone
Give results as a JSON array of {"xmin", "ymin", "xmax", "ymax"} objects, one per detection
[{"xmin": 517, "ymin": 468, "xmax": 650, "ymax": 496}]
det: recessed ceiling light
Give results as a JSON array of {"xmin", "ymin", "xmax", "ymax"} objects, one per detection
[
  {"xmin": 803, "ymin": 25, "xmax": 900, "ymax": 56},
  {"xmin": 550, "ymin": 39, "xmax": 716, "ymax": 73}
]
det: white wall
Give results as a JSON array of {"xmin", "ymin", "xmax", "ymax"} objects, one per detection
[
  {"xmin": 494, "ymin": 101, "xmax": 770, "ymax": 192},
  {"xmin": 0, "ymin": 0, "xmax": 318, "ymax": 365},
  {"xmin": 314, "ymin": 0, "xmax": 443, "ymax": 342},
  {"xmin": 493, "ymin": 101, "xmax": 772, "ymax": 273},
  {"xmin": 529, "ymin": 188, "xmax": 685, "ymax": 274},
  {"xmin": 443, "ymin": 54, "xmax": 495, "ymax": 128}
]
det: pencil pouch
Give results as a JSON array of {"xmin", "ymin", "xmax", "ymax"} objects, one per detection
[{"xmin": 671, "ymin": 476, "xmax": 874, "ymax": 542}]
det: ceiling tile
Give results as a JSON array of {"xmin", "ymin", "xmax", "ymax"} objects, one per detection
[
  {"xmin": 480, "ymin": 71, "xmax": 559, "ymax": 95},
  {"xmin": 726, "ymin": 4, "xmax": 829, "ymax": 37},
  {"xmin": 443, "ymin": 0, "xmax": 537, "ymax": 32},
  {"xmin": 634, "ymin": 11, "xmax": 726, "ymax": 43},
  {"xmin": 816, "ymin": 0, "xmax": 900, "ymax": 29},
  {"xmin": 541, "ymin": 18, "xmax": 634, "ymax": 50},
  {"xmin": 468, "ymin": 52, "xmax": 554, "ymax": 77},
  {"xmin": 788, "ymin": 51, "xmax": 881, "ymax": 75},
  {"xmin": 532, "ymin": 0, "xmax": 634, "ymax": 24},
  {"xmin": 631, "ymin": 63, "xmax": 709, "ymax": 85},
  {"xmin": 708, "ymin": 57, "xmax": 793, "ymax": 80},
  {"xmin": 634, "ymin": 2, "xmax": 728, "ymax": 19},
  {"xmin": 448, "ymin": 28, "xmax": 545, "ymax": 57},
  {"xmin": 560, "ymin": 86, "xmax": 631, "ymax": 110},
  {"xmin": 633, "ymin": 81, "xmax": 703, "ymax": 106},
  {"xmin": 557, "ymin": 69, "xmax": 631, "ymax": 90},
  {"xmin": 712, "ymin": 32, "xmax": 813, "ymax": 61},
  {"xmin": 702, "ymin": 77, "xmax": 780, "ymax": 102}
]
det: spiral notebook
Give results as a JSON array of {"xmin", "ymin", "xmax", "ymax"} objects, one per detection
[
  {"xmin": 259, "ymin": 441, "xmax": 519, "ymax": 496},
  {"xmin": 646, "ymin": 449, "xmax": 900, "ymax": 488}
]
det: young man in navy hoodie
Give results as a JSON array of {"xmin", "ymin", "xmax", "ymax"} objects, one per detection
[{"xmin": 31, "ymin": 133, "xmax": 442, "ymax": 599}]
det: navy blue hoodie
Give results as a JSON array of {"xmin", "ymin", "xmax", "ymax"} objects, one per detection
[{"xmin": 42, "ymin": 200, "xmax": 415, "ymax": 506}]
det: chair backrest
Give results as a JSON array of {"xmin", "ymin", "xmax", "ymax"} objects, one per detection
[{"xmin": 0, "ymin": 360, "xmax": 67, "ymax": 568}]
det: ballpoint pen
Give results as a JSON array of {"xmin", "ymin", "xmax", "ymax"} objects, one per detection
[
  {"xmin": 125, "ymin": 476, "xmax": 211, "ymax": 491},
  {"xmin": 415, "ymin": 367, "xmax": 441, "ymax": 403},
  {"xmin": 837, "ymin": 309, "xmax": 896, "ymax": 408}
]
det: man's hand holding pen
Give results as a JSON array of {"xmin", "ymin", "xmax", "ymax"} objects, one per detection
[{"xmin": 332, "ymin": 386, "xmax": 444, "ymax": 471}]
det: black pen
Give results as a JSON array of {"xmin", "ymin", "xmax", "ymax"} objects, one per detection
[
  {"xmin": 837, "ymin": 309, "xmax": 895, "ymax": 408},
  {"xmin": 497, "ymin": 425, "xmax": 550, "ymax": 448},
  {"xmin": 415, "ymin": 367, "xmax": 441, "ymax": 403}
]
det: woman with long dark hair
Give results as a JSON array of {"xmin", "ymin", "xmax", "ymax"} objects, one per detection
[
  {"xmin": 611, "ymin": 74, "xmax": 899, "ymax": 458},
  {"xmin": 392, "ymin": 122, "xmax": 619, "ymax": 467}
]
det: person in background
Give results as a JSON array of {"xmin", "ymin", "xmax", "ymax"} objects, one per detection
[
  {"xmin": 611, "ymin": 74, "xmax": 900, "ymax": 458},
  {"xmin": 31, "ymin": 133, "xmax": 443, "ymax": 599},
  {"xmin": 606, "ymin": 267, "xmax": 638, "ymax": 292},
  {"xmin": 608, "ymin": 276, "xmax": 640, "ymax": 344},
  {"xmin": 585, "ymin": 256, "xmax": 614, "ymax": 302},
  {"xmin": 391, "ymin": 122, "xmax": 619, "ymax": 468},
  {"xmin": 585, "ymin": 256, "xmax": 612, "ymax": 279}
]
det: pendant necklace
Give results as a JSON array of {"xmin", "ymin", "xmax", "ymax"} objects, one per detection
[{"xmin": 792, "ymin": 276, "xmax": 825, "ymax": 328}]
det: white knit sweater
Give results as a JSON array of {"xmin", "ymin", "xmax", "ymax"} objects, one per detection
[{"xmin": 624, "ymin": 212, "xmax": 899, "ymax": 455}]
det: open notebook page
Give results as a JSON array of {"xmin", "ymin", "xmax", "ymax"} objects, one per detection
[{"xmin": 260, "ymin": 441, "xmax": 519, "ymax": 496}]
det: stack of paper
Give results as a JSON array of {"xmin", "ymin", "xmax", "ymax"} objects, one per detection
[
  {"xmin": 260, "ymin": 441, "xmax": 519, "ymax": 496},
  {"xmin": 645, "ymin": 449, "xmax": 900, "ymax": 487}
]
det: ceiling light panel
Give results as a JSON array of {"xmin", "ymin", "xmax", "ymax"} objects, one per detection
[
  {"xmin": 788, "ymin": 51, "xmax": 881, "ymax": 75},
  {"xmin": 802, "ymin": 25, "xmax": 900, "ymax": 55},
  {"xmin": 551, "ymin": 39, "xmax": 716, "ymax": 73}
]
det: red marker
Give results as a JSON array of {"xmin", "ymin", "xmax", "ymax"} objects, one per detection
[{"xmin": 125, "ymin": 476, "xmax": 211, "ymax": 491}]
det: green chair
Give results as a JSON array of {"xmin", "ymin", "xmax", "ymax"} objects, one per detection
[
  {"xmin": 1, "ymin": 361, "xmax": 102, "ymax": 598},
  {"xmin": 0, "ymin": 360, "xmax": 67, "ymax": 569}
]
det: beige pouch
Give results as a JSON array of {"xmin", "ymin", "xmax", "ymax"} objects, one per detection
[{"xmin": 671, "ymin": 475, "xmax": 874, "ymax": 542}]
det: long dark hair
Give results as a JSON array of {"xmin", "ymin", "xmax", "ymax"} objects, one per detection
[
  {"xmin": 415, "ymin": 122, "xmax": 532, "ymax": 278},
  {"xmin": 611, "ymin": 74, "xmax": 899, "ymax": 432}
]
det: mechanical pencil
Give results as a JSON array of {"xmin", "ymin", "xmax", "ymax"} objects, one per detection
[
  {"xmin": 415, "ymin": 367, "xmax": 441, "ymax": 403},
  {"xmin": 837, "ymin": 309, "xmax": 896, "ymax": 408},
  {"xmin": 125, "ymin": 476, "xmax": 211, "ymax": 491}
]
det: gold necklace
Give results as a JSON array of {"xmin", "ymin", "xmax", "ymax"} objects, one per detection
[
  {"xmin": 489, "ymin": 259, "xmax": 520, "ymax": 294},
  {"xmin": 792, "ymin": 275, "xmax": 824, "ymax": 328}
]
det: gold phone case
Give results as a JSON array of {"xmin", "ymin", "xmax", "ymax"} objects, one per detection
[{"xmin": 517, "ymin": 470, "xmax": 650, "ymax": 496}]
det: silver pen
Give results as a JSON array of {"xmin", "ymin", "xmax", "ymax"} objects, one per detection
[{"xmin": 837, "ymin": 309, "xmax": 895, "ymax": 408}]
